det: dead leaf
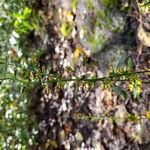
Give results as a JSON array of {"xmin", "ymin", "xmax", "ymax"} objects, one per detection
[{"xmin": 74, "ymin": 47, "xmax": 90, "ymax": 64}]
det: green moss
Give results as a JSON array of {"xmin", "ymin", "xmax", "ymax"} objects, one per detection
[
  {"xmin": 60, "ymin": 22, "xmax": 72, "ymax": 37},
  {"xmin": 71, "ymin": 0, "xmax": 79, "ymax": 9},
  {"xmin": 102, "ymin": 0, "xmax": 120, "ymax": 8},
  {"xmin": 88, "ymin": 34, "xmax": 103, "ymax": 50},
  {"xmin": 86, "ymin": 0, "xmax": 94, "ymax": 10}
]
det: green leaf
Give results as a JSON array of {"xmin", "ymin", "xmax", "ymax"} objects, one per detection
[
  {"xmin": 127, "ymin": 113, "xmax": 140, "ymax": 121},
  {"xmin": 18, "ymin": 28, "xmax": 28, "ymax": 34},
  {"xmin": 71, "ymin": 0, "xmax": 79, "ymax": 9},
  {"xmin": 102, "ymin": 0, "xmax": 119, "ymax": 8},
  {"xmin": 112, "ymin": 85, "xmax": 128, "ymax": 100},
  {"xmin": 22, "ymin": 21, "xmax": 33, "ymax": 30},
  {"xmin": 12, "ymin": 13, "xmax": 25, "ymax": 19},
  {"xmin": 97, "ymin": 10, "xmax": 106, "ymax": 19},
  {"xmin": 14, "ymin": 20, "xmax": 20, "ymax": 27},
  {"xmin": 127, "ymin": 57, "xmax": 133, "ymax": 70},
  {"xmin": 23, "ymin": 7, "xmax": 32, "ymax": 16},
  {"xmin": 115, "ymin": 54, "xmax": 128, "ymax": 69}
]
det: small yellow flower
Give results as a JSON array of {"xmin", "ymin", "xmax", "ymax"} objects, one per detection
[
  {"xmin": 136, "ymin": 79, "xmax": 142, "ymax": 85},
  {"xmin": 128, "ymin": 81, "xmax": 134, "ymax": 92},
  {"xmin": 137, "ymin": 86, "xmax": 142, "ymax": 95},
  {"xmin": 136, "ymin": 79, "xmax": 142, "ymax": 95},
  {"xmin": 128, "ymin": 79, "xmax": 142, "ymax": 96}
]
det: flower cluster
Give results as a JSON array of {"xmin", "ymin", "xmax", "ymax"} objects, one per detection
[{"xmin": 128, "ymin": 79, "xmax": 142, "ymax": 98}]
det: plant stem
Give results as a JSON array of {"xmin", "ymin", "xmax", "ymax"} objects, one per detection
[
  {"xmin": 0, "ymin": 70, "xmax": 149, "ymax": 84},
  {"xmin": 46, "ymin": 70, "xmax": 150, "ymax": 83}
]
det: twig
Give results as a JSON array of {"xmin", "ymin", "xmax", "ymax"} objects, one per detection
[
  {"xmin": 0, "ymin": 70, "xmax": 149, "ymax": 84},
  {"xmin": 46, "ymin": 70, "xmax": 150, "ymax": 83}
]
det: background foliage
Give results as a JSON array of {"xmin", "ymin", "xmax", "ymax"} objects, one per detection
[{"xmin": 0, "ymin": 0, "xmax": 45, "ymax": 149}]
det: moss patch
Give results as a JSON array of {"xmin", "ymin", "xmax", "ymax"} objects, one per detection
[{"xmin": 60, "ymin": 22, "xmax": 72, "ymax": 37}]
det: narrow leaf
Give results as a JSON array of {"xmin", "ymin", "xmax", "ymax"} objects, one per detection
[
  {"xmin": 112, "ymin": 85, "xmax": 128, "ymax": 100},
  {"xmin": 127, "ymin": 57, "xmax": 133, "ymax": 70},
  {"xmin": 115, "ymin": 54, "xmax": 128, "ymax": 69}
]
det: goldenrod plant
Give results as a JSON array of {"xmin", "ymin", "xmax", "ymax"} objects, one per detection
[{"xmin": 0, "ymin": 0, "xmax": 150, "ymax": 149}]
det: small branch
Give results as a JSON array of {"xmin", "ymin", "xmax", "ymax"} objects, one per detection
[
  {"xmin": 77, "ymin": 113, "xmax": 146, "ymax": 122},
  {"xmin": 46, "ymin": 70, "xmax": 150, "ymax": 83},
  {"xmin": 0, "ymin": 70, "xmax": 149, "ymax": 84}
]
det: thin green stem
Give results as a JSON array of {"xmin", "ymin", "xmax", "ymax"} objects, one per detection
[
  {"xmin": 77, "ymin": 112, "xmax": 145, "ymax": 122},
  {"xmin": 46, "ymin": 70, "xmax": 150, "ymax": 83},
  {"xmin": 0, "ymin": 70, "xmax": 149, "ymax": 84}
]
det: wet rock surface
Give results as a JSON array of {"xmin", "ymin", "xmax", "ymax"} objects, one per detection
[{"xmin": 30, "ymin": 0, "xmax": 150, "ymax": 149}]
